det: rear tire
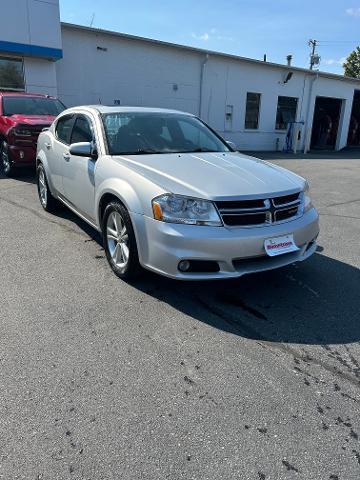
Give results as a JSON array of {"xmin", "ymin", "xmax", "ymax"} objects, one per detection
[
  {"xmin": 37, "ymin": 163, "xmax": 60, "ymax": 213},
  {"xmin": 102, "ymin": 201, "xmax": 141, "ymax": 280},
  {"xmin": 1, "ymin": 141, "xmax": 16, "ymax": 177}
]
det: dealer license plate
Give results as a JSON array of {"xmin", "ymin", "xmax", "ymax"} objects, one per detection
[{"xmin": 264, "ymin": 234, "xmax": 299, "ymax": 257}]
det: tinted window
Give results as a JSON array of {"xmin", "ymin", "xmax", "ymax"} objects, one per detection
[
  {"xmin": 56, "ymin": 115, "xmax": 75, "ymax": 144},
  {"xmin": 245, "ymin": 92, "xmax": 261, "ymax": 129},
  {"xmin": 71, "ymin": 116, "xmax": 93, "ymax": 143},
  {"xmin": 0, "ymin": 57, "xmax": 24, "ymax": 91},
  {"xmin": 102, "ymin": 112, "xmax": 229, "ymax": 155},
  {"xmin": 2, "ymin": 97, "xmax": 65, "ymax": 116},
  {"xmin": 276, "ymin": 96, "xmax": 298, "ymax": 130}
]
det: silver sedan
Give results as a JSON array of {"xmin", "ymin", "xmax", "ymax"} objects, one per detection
[{"xmin": 36, "ymin": 106, "xmax": 319, "ymax": 280}]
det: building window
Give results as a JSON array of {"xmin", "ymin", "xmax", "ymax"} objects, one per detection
[
  {"xmin": 276, "ymin": 96, "xmax": 298, "ymax": 130},
  {"xmin": 245, "ymin": 92, "xmax": 261, "ymax": 129},
  {"xmin": 0, "ymin": 57, "xmax": 25, "ymax": 91}
]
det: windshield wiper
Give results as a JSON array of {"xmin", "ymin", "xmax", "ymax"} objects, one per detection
[
  {"xmin": 185, "ymin": 148, "xmax": 215, "ymax": 153},
  {"xmin": 116, "ymin": 148, "xmax": 160, "ymax": 155}
]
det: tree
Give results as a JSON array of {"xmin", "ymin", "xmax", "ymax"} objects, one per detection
[{"xmin": 343, "ymin": 47, "xmax": 360, "ymax": 78}]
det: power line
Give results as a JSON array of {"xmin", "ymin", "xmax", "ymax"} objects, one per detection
[{"xmin": 317, "ymin": 40, "xmax": 360, "ymax": 44}]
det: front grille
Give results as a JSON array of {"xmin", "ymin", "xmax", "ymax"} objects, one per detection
[
  {"xmin": 273, "ymin": 192, "xmax": 300, "ymax": 206},
  {"xmin": 216, "ymin": 191, "xmax": 302, "ymax": 227},
  {"xmin": 222, "ymin": 212, "xmax": 267, "ymax": 226},
  {"xmin": 274, "ymin": 206, "xmax": 299, "ymax": 222},
  {"xmin": 14, "ymin": 125, "xmax": 50, "ymax": 146},
  {"xmin": 31, "ymin": 126, "xmax": 50, "ymax": 140}
]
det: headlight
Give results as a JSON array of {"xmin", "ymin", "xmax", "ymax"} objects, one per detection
[
  {"xmin": 301, "ymin": 181, "xmax": 313, "ymax": 213},
  {"xmin": 152, "ymin": 194, "xmax": 222, "ymax": 226},
  {"xmin": 14, "ymin": 128, "xmax": 32, "ymax": 136}
]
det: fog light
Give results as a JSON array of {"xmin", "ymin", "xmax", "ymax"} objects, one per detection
[
  {"xmin": 178, "ymin": 260, "xmax": 191, "ymax": 272},
  {"xmin": 19, "ymin": 151, "xmax": 25, "ymax": 159}
]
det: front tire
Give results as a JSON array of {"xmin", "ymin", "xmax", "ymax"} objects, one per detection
[
  {"xmin": 102, "ymin": 201, "xmax": 141, "ymax": 280},
  {"xmin": 37, "ymin": 163, "xmax": 59, "ymax": 213},
  {"xmin": 1, "ymin": 141, "xmax": 16, "ymax": 177}
]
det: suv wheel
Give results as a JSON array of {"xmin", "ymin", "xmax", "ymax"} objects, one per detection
[
  {"xmin": 1, "ymin": 141, "xmax": 15, "ymax": 177},
  {"xmin": 37, "ymin": 163, "xmax": 59, "ymax": 213},
  {"xmin": 102, "ymin": 201, "xmax": 141, "ymax": 280}
]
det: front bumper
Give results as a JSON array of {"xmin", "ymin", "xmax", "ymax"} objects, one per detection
[
  {"xmin": 131, "ymin": 207, "xmax": 320, "ymax": 280},
  {"xmin": 9, "ymin": 144, "xmax": 36, "ymax": 167}
]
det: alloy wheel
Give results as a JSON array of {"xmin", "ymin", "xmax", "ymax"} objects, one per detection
[
  {"xmin": 38, "ymin": 168, "xmax": 48, "ymax": 207},
  {"xmin": 1, "ymin": 143, "xmax": 11, "ymax": 175},
  {"xmin": 106, "ymin": 211, "xmax": 130, "ymax": 269}
]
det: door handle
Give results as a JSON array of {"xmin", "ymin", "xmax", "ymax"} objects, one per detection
[
  {"xmin": 63, "ymin": 152, "xmax": 71, "ymax": 162},
  {"xmin": 45, "ymin": 142, "xmax": 51, "ymax": 150}
]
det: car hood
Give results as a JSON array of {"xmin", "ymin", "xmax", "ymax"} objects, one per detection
[
  {"xmin": 114, "ymin": 152, "xmax": 306, "ymax": 200},
  {"xmin": 8, "ymin": 114, "xmax": 55, "ymax": 126}
]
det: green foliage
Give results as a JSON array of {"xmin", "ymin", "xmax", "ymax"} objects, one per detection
[{"xmin": 343, "ymin": 47, "xmax": 360, "ymax": 78}]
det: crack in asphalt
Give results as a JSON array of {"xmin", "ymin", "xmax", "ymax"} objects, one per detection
[
  {"xmin": 194, "ymin": 294, "xmax": 360, "ymax": 391},
  {"xmin": 324, "ymin": 198, "xmax": 360, "ymax": 208},
  {"xmin": 318, "ymin": 212, "xmax": 360, "ymax": 221},
  {"xmin": 0, "ymin": 194, "xmax": 91, "ymax": 240}
]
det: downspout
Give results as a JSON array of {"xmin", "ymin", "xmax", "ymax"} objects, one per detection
[
  {"xmin": 199, "ymin": 53, "xmax": 209, "ymax": 118},
  {"xmin": 303, "ymin": 73, "xmax": 318, "ymax": 153}
]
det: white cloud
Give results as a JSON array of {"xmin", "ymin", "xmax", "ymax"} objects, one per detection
[
  {"xmin": 323, "ymin": 57, "xmax": 347, "ymax": 65},
  {"xmin": 346, "ymin": 7, "xmax": 360, "ymax": 16},
  {"xmin": 191, "ymin": 29, "xmax": 234, "ymax": 42},
  {"xmin": 191, "ymin": 32, "xmax": 210, "ymax": 41}
]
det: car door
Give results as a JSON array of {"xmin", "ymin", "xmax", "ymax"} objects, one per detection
[
  {"xmin": 49, "ymin": 114, "xmax": 75, "ymax": 194},
  {"xmin": 62, "ymin": 114, "xmax": 97, "ymax": 222}
]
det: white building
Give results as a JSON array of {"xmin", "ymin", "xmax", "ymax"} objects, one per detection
[{"xmin": 1, "ymin": 0, "xmax": 360, "ymax": 152}]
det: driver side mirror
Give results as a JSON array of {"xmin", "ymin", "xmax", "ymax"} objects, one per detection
[
  {"xmin": 69, "ymin": 141, "xmax": 98, "ymax": 160},
  {"xmin": 226, "ymin": 140, "xmax": 237, "ymax": 151}
]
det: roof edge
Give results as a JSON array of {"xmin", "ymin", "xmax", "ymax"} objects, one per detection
[{"xmin": 60, "ymin": 22, "xmax": 360, "ymax": 84}]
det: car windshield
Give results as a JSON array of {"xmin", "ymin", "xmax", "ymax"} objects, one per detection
[
  {"xmin": 101, "ymin": 112, "xmax": 230, "ymax": 155},
  {"xmin": 2, "ymin": 96, "xmax": 66, "ymax": 116}
]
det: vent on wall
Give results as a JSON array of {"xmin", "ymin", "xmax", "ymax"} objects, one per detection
[{"xmin": 97, "ymin": 46, "xmax": 108, "ymax": 52}]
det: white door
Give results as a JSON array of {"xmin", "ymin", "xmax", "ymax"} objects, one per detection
[
  {"xmin": 62, "ymin": 114, "xmax": 97, "ymax": 222},
  {"xmin": 49, "ymin": 114, "xmax": 75, "ymax": 194}
]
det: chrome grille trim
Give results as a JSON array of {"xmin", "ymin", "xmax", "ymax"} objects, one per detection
[{"xmin": 216, "ymin": 192, "xmax": 303, "ymax": 227}]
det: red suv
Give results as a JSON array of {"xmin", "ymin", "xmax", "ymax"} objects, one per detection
[{"xmin": 0, "ymin": 92, "xmax": 65, "ymax": 176}]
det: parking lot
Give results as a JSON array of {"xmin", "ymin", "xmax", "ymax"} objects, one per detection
[{"xmin": 0, "ymin": 156, "xmax": 359, "ymax": 479}]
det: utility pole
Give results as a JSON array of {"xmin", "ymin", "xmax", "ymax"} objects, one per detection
[{"xmin": 309, "ymin": 39, "xmax": 317, "ymax": 70}]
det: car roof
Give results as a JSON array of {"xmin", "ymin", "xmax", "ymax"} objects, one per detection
[{"xmin": 64, "ymin": 105, "xmax": 196, "ymax": 116}]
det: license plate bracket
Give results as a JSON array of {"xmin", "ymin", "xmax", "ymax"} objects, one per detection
[{"xmin": 264, "ymin": 234, "xmax": 299, "ymax": 257}]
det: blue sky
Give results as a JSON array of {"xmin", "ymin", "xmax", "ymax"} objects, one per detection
[{"xmin": 59, "ymin": 0, "xmax": 360, "ymax": 75}]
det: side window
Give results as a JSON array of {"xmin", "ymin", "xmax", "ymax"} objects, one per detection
[
  {"xmin": 71, "ymin": 116, "xmax": 94, "ymax": 144},
  {"xmin": 55, "ymin": 115, "xmax": 74, "ymax": 145},
  {"xmin": 245, "ymin": 92, "xmax": 261, "ymax": 130},
  {"xmin": 276, "ymin": 96, "xmax": 298, "ymax": 130}
]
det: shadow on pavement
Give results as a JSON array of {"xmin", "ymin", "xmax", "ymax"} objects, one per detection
[
  {"xmin": 0, "ymin": 167, "xmax": 36, "ymax": 184},
  {"xmin": 133, "ymin": 252, "xmax": 360, "ymax": 346},
  {"xmin": 62, "ymin": 206, "xmax": 360, "ymax": 346}
]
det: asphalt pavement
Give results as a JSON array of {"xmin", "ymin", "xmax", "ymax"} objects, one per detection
[{"xmin": 0, "ymin": 157, "xmax": 359, "ymax": 480}]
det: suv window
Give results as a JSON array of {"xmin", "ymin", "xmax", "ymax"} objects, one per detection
[
  {"xmin": 56, "ymin": 115, "xmax": 75, "ymax": 144},
  {"xmin": 71, "ymin": 116, "xmax": 93, "ymax": 144},
  {"xmin": 2, "ymin": 96, "xmax": 65, "ymax": 116}
]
